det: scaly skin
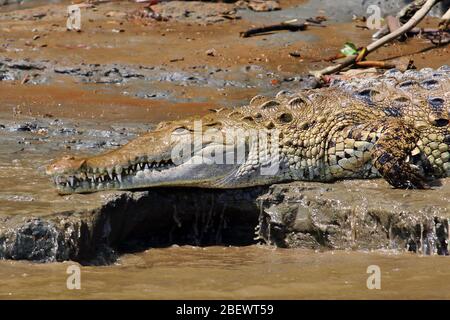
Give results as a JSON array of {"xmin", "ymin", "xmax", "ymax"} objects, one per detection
[{"xmin": 46, "ymin": 66, "xmax": 450, "ymax": 194}]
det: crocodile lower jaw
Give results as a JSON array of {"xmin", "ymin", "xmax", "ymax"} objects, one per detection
[
  {"xmin": 51, "ymin": 156, "xmax": 242, "ymax": 193},
  {"xmin": 53, "ymin": 158, "xmax": 178, "ymax": 194}
]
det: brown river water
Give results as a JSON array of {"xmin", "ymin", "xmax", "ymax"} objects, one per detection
[
  {"xmin": 1, "ymin": 0, "xmax": 450, "ymax": 300},
  {"xmin": 2, "ymin": 246, "xmax": 450, "ymax": 299}
]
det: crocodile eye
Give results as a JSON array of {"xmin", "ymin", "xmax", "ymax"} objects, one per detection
[{"xmin": 172, "ymin": 127, "xmax": 190, "ymax": 135}]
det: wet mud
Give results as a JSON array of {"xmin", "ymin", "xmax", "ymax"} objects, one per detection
[
  {"xmin": 4, "ymin": 246, "xmax": 450, "ymax": 299},
  {"xmin": 0, "ymin": 0, "xmax": 450, "ymax": 299},
  {"xmin": 0, "ymin": 0, "xmax": 449, "ymax": 260},
  {"xmin": 258, "ymin": 180, "xmax": 450, "ymax": 254}
]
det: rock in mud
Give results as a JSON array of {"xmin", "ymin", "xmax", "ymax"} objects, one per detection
[
  {"xmin": 151, "ymin": 1, "xmax": 239, "ymax": 23},
  {"xmin": 257, "ymin": 180, "xmax": 450, "ymax": 255},
  {"xmin": 243, "ymin": 0, "xmax": 281, "ymax": 12}
]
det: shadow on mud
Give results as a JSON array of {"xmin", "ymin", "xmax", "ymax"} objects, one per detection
[{"xmin": 111, "ymin": 187, "xmax": 266, "ymax": 257}]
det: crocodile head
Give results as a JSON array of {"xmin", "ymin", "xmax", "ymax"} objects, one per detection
[
  {"xmin": 46, "ymin": 114, "xmax": 282, "ymax": 194},
  {"xmin": 46, "ymin": 67, "xmax": 450, "ymax": 193}
]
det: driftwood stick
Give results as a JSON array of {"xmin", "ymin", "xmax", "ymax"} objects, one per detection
[
  {"xmin": 310, "ymin": 0, "xmax": 441, "ymax": 78},
  {"xmin": 442, "ymin": 7, "xmax": 450, "ymax": 20},
  {"xmin": 386, "ymin": 15, "xmax": 402, "ymax": 33},
  {"xmin": 386, "ymin": 15, "xmax": 407, "ymax": 41},
  {"xmin": 240, "ymin": 22, "xmax": 307, "ymax": 38},
  {"xmin": 355, "ymin": 60, "xmax": 396, "ymax": 68},
  {"xmin": 409, "ymin": 27, "xmax": 447, "ymax": 34}
]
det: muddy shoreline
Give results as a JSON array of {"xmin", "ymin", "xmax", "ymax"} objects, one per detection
[{"xmin": 1, "ymin": 176, "xmax": 450, "ymax": 265}]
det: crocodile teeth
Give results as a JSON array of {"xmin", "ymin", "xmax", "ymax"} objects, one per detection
[
  {"xmin": 107, "ymin": 168, "xmax": 114, "ymax": 179},
  {"xmin": 59, "ymin": 158, "xmax": 178, "ymax": 189}
]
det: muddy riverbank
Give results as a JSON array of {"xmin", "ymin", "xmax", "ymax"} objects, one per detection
[
  {"xmin": 1, "ymin": 102, "xmax": 450, "ymax": 265},
  {"xmin": 2, "ymin": 167, "xmax": 450, "ymax": 264},
  {"xmin": 0, "ymin": 0, "xmax": 449, "ymax": 262},
  {"xmin": 0, "ymin": 0, "xmax": 450, "ymax": 299},
  {"xmin": 0, "ymin": 0, "xmax": 448, "ymax": 122}
]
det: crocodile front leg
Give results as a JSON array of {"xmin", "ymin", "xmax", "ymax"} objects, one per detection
[{"xmin": 371, "ymin": 119, "xmax": 428, "ymax": 189}]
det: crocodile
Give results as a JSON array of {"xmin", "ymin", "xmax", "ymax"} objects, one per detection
[{"xmin": 46, "ymin": 66, "xmax": 450, "ymax": 194}]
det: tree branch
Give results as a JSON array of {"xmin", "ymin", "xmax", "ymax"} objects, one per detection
[
  {"xmin": 310, "ymin": 0, "xmax": 442, "ymax": 78},
  {"xmin": 439, "ymin": 7, "xmax": 450, "ymax": 30}
]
